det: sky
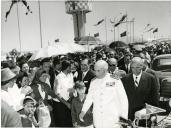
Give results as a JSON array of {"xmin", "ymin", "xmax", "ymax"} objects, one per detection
[{"xmin": 1, "ymin": 0, "xmax": 171, "ymax": 52}]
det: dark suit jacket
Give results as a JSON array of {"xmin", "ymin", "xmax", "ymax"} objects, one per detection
[
  {"xmin": 118, "ymin": 57, "xmax": 130, "ymax": 74},
  {"xmin": 30, "ymin": 81, "xmax": 57, "ymax": 105},
  {"xmin": 121, "ymin": 72, "xmax": 159, "ymax": 120},
  {"xmin": 75, "ymin": 70, "xmax": 95, "ymax": 94},
  {"xmin": 146, "ymin": 68, "xmax": 160, "ymax": 95}
]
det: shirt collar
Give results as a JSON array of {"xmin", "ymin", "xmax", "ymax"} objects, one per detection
[
  {"xmin": 83, "ymin": 70, "xmax": 88, "ymax": 76},
  {"xmin": 133, "ymin": 71, "xmax": 142, "ymax": 80}
]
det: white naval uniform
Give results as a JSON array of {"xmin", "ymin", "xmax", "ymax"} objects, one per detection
[{"xmin": 82, "ymin": 73, "xmax": 128, "ymax": 128}]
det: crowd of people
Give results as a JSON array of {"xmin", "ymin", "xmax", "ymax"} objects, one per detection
[{"xmin": 1, "ymin": 41, "xmax": 171, "ymax": 128}]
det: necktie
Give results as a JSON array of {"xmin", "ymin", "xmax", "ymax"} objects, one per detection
[
  {"xmin": 82, "ymin": 73, "xmax": 85, "ymax": 80},
  {"xmin": 135, "ymin": 76, "xmax": 138, "ymax": 87}
]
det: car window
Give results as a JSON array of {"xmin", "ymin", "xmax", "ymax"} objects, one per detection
[
  {"xmin": 152, "ymin": 58, "xmax": 171, "ymax": 71},
  {"xmin": 159, "ymin": 59, "xmax": 171, "ymax": 65}
]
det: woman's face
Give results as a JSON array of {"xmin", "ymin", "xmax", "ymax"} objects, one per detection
[
  {"xmin": 22, "ymin": 63, "xmax": 29, "ymax": 73},
  {"xmin": 39, "ymin": 73, "xmax": 49, "ymax": 83},
  {"xmin": 21, "ymin": 76, "xmax": 29, "ymax": 87}
]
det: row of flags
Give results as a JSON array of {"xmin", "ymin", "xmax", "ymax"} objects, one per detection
[
  {"xmin": 144, "ymin": 24, "xmax": 158, "ymax": 33},
  {"xmin": 93, "ymin": 14, "xmax": 159, "ymax": 40},
  {"xmin": 93, "ymin": 31, "xmax": 127, "ymax": 38},
  {"xmin": 94, "ymin": 14, "xmax": 128, "ymax": 27}
]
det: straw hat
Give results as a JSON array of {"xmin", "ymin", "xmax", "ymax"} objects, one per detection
[{"xmin": 1, "ymin": 68, "xmax": 16, "ymax": 85}]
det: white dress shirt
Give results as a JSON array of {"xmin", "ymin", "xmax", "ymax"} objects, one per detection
[
  {"xmin": 53, "ymin": 72, "xmax": 74, "ymax": 102},
  {"xmin": 7, "ymin": 83, "xmax": 25, "ymax": 111},
  {"xmin": 82, "ymin": 73, "xmax": 128, "ymax": 128},
  {"xmin": 133, "ymin": 71, "xmax": 142, "ymax": 87}
]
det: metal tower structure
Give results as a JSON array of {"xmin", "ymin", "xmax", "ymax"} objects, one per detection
[{"xmin": 65, "ymin": 0, "xmax": 92, "ymax": 41}]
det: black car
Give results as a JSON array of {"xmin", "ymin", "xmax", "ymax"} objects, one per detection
[{"xmin": 152, "ymin": 54, "xmax": 171, "ymax": 99}]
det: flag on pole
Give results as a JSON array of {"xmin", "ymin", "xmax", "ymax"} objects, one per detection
[
  {"xmin": 94, "ymin": 19, "xmax": 104, "ymax": 26},
  {"xmin": 119, "ymin": 14, "xmax": 127, "ymax": 23},
  {"xmin": 153, "ymin": 28, "xmax": 158, "ymax": 33},
  {"xmin": 114, "ymin": 22, "xmax": 120, "ymax": 27},
  {"xmin": 55, "ymin": 38, "xmax": 59, "ymax": 43},
  {"xmin": 144, "ymin": 24, "xmax": 151, "ymax": 30},
  {"xmin": 94, "ymin": 32, "xmax": 99, "ymax": 37},
  {"xmin": 146, "ymin": 27, "xmax": 155, "ymax": 32},
  {"xmin": 120, "ymin": 31, "xmax": 127, "ymax": 37},
  {"xmin": 146, "ymin": 103, "xmax": 166, "ymax": 115}
]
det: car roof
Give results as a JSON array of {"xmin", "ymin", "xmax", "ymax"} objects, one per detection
[{"xmin": 154, "ymin": 54, "xmax": 171, "ymax": 60}]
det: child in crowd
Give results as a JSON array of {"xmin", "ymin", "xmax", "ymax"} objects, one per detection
[
  {"xmin": 18, "ymin": 96, "xmax": 39, "ymax": 127},
  {"xmin": 71, "ymin": 81, "xmax": 93, "ymax": 128}
]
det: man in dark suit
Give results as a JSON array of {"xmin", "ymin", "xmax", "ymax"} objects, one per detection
[
  {"xmin": 142, "ymin": 59, "xmax": 160, "ymax": 98},
  {"xmin": 75, "ymin": 58, "xmax": 95, "ymax": 94},
  {"xmin": 118, "ymin": 54, "xmax": 131, "ymax": 74},
  {"xmin": 121, "ymin": 57, "xmax": 158, "ymax": 121}
]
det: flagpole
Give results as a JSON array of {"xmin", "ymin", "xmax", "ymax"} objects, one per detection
[
  {"xmin": 16, "ymin": 3, "xmax": 21, "ymax": 52},
  {"xmin": 118, "ymin": 26, "xmax": 120, "ymax": 41},
  {"xmin": 130, "ymin": 20, "xmax": 132, "ymax": 43},
  {"xmin": 133, "ymin": 19, "xmax": 135, "ymax": 43},
  {"xmin": 38, "ymin": 0, "xmax": 43, "ymax": 48},
  {"xmin": 105, "ymin": 17, "xmax": 107, "ymax": 43},
  {"xmin": 114, "ymin": 25, "xmax": 115, "ymax": 41},
  {"xmin": 126, "ymin": 12, "xmax": 128, "ymax": 43}
]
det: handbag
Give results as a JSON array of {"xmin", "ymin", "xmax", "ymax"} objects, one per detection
[{"xmin": 37, "ymin": 101, "xmax": 51, "ymax": 127}]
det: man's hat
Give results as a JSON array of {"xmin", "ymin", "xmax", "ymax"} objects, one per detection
[
  {"xmin": 23, "ymin": 96, "xmax": 37, "ymax": 106},
  {"xmin": 1, "ymin": 68, "xmax": 16, "ymax": 85}
]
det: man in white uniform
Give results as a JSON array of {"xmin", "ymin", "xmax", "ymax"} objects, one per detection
[{"xmin": 79, "ymin": 60, "xmax": 128, "ymax": 128}]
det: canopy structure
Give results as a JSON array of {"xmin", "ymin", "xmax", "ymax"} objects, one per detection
[
  {"xmin": 58, "ymin": 43, "xmax": 86, "ymax": 53},
  {"xmin": 29, "ymin": 45, "xmax": 72, "ymax": 61},
  {"xmin": 29, "ymin": 43, "xmax": 86, "ymax": 61}
]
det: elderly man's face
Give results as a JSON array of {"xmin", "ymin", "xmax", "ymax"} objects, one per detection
[
  {"xmin": 131, "ymin": 62, "xmax": 143, "ymax": 76},
  {"xmin": 94, "ymin": 66, "xmax": 105, "ymax": 78}
]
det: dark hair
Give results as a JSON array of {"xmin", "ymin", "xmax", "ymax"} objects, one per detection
[
  {"xmin": 61, "ymin": 60, "xmax": 71, "ymax": 71},
  {"xmin": 40, "ymin": 58, "xmax": 50, "ymax": 66},
  {"xmin": 16, "ymin": 72, "xmax": 28, "ymax": 88},
  {"xmin": 19, "ymin": 61, "xmax": 28, "ymax": 69},
  {"xmin": 81, "ymin": 57, "xmax": 91, "ymax": 65},
  {"xmin": 53, "ymin": 57, "xmax": 60, "ymax": 67}
]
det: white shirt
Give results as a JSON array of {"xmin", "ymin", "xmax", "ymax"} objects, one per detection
[
  {"xmin": 82, "ymin": 70, "xmax": 88, "ymax": 80},
  {"xmin": 133, "ymin": 71, "xmax": 142, "ymax": 87},
  {"xmin": 53, "ymin": 72, "xmax": 74, "ymax": 102},
  {"xmin": 7, "ymin": 83, "xmax": 25, "ymax": 111},
  {"xmin": 38, "ymin": 84, "xmax": 45, "ymax": 100},
  {"xmin": 82, "ymin": 73, "xmax": 128, "ymax": 128},
  {"xmin": 1, "ymin": 90, "xmax": 14, "ymax": 108}
]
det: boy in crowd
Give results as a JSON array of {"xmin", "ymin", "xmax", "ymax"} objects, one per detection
[
  {"xmin": 19, "ymin": 96, "xmax": 39, "ymax": 127},
  {"xmin": 71, "ymin": 81, "xmax": 93, "ymax": 128}
]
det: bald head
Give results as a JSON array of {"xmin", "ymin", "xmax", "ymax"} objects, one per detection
[
  {"xmin": 95, "ymin": 60, "xmax": 108, "ymax": 71},
  {"xmin": 108, "ymin": 58, "xmax": 118, "ymax": 66},
  {"xmin": 94, "ymin": 60, "xmax": 108, "ymax": 78}
]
